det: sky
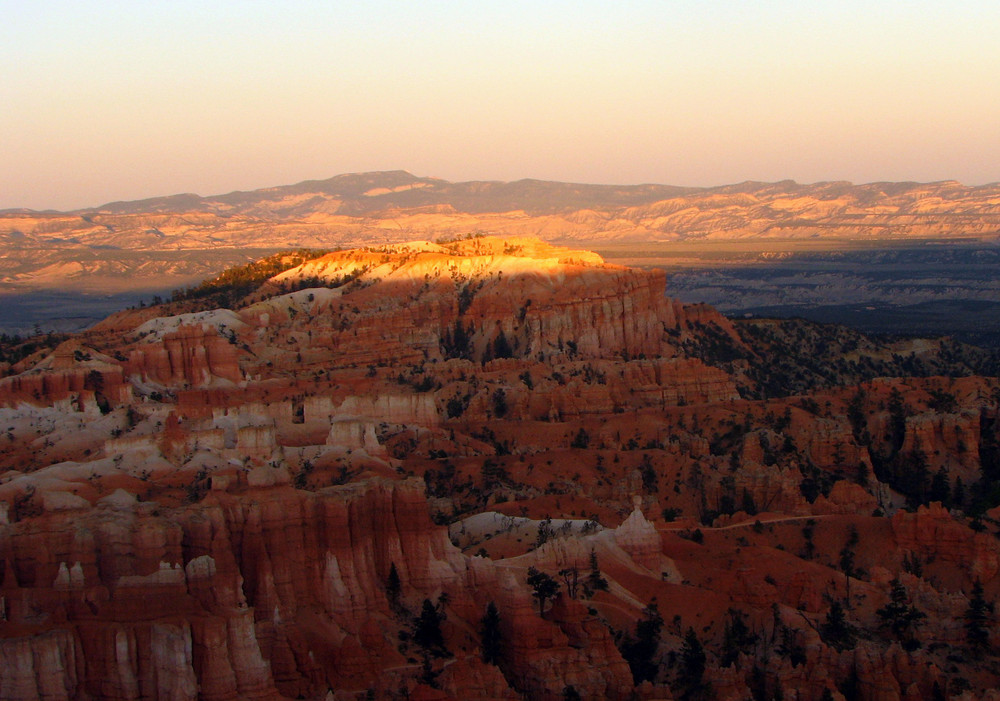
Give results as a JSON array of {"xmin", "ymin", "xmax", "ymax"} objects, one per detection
[{"xmin": 3, "ymin": 0, "xmax": 999, "ymax": 210}]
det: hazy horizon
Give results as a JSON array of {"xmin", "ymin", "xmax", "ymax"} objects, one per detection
[{"xmin": 4, "ymin": 1, "xmax": 999, "ymax": 211}]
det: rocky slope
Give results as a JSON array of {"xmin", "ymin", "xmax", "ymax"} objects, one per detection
[{"xmin": 1, "ymin": 238, "xmax": 1000, "ymax": 699}]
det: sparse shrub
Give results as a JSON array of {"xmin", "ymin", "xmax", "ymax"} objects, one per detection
[
  {"xmin": 662, "ymin": 507, "xmax": 681, "ymax": 522},
  {"xmin": 446, "ymin": 394, "xmax": 470, "ymax": 418},
  {"xmin": 720, "ymin": 609, "xmax": 757, "ymax": 668}
]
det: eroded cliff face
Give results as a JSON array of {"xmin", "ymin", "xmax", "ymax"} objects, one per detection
[
  {"xmin": 0, "ymin": 478, "xmax": 642, "ymax": 700},
  {"xmin": 892, "ymin": 503, "xmax": 1000, "ymax": 583},
  {"xmin": 2, "ymin": 237, "xmax": 1000, "ymax": 700},
  {"xmin": 126, "ymin": 325, "xmax": 242, "ymax": 388},
  {"xmin": 244, "ymin": 237, "xmax": 743, "ymax": 372},
  {"xmin": 0, "ymin": 341, "xmax": 131, "ymax": 410}
]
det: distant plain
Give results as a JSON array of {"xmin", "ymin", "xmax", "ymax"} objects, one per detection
[{"xmin": 595, "ymin": 238, "xmax": 1000, "ymax": 347}]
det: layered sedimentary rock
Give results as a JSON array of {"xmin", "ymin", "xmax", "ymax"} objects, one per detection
[
  {"xmin": 0, "ymin": 477, "xmax": 654, "ymax": 700},
  {"xmin": 260, "ymin": 238, "xmax": 746, "ymax": 370},
  {"xmin": 0, "ymin": 342, "xmax": 130, "ymax": 409},
  {"xmin": 901, "ymin": 410, "xmax": 982, "ymax": 479},
  {"xmin": 623, "ymin": 358, "xmax": 741, "ymax": 407},
  {"xmin": 127, "ymin": 325, "xmax": 242, "ymax": 388},
  {"xmin": 892, "ymin": 503, "xmax": 1000, "ymax": 583}
]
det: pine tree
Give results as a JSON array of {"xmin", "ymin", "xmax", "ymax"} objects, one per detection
[
  {"xmin": 801, "ymin": 519, "xmax": 816, "ymax": 560},
  {"xmin": 929, "ymin": 467, "xmax": 951, "ymax": 505},
  {"xmin": 965, "ymin": 579, "xmax": 993, "ymax": 655},
  {"xmin": 838, "ymin": 664, "xmax": 862, "ymax": 701},
  {"xmin": 419, "ymin": 652, "xmax": 441, "ymax": 688},
  {"xmin": 953, "ymin": 476, "xmax": 966, "ymax": 509},
  {"xmin": 558, "ymin": 566, "xmax": 580, "ymax": 599},
  {"xmin": 875, "ymin": 578, "xmax": 926, "ymax": 649},
  {"xmin": 492, "ymin": 329, "xmax": 513, "ymax": 359},
  {"xmin": 386, "ymin": 562, "xmax": 401, "ymax": 610},
  {"xmin": 902, "ymin": 449, "xmax": 930, "ymax": 508},
  {"xmin": 414, "ymin": 599, "xmax": 447, "ymax": 656},
  {"xmin": 570, "ymin": 427, "xmax": 590, "ymax": 449},
  {"xmin": 621, "ymin": 599, "xmax": 664, "ymax": 684},
  {"xmin": 888, "ymin": 388, "xmax": 908, "ymax": 454},
  {"xmin": 847, "ymin": 389, "xmax": 868, "ymax": 443},
  {"xmin": 492, "ymin": 388, "xmax": 508, "ymax": 418},
  {"xmin": 585, "ymin": 550, "xmax": 609, "ymax": 596},
  {"xmin": 839, "ymin": 526, "xmax": 859, "ymax": 607},
  {"xmin": 821, "ymin": 601, "xmax": 856, "ymax": 651},
  {"xmin": 526, "ymin": 567, "xmax": 560, "ymax": 617},
  {"xmin": 480, "ymin": 602, "xmax": 502, "ymax": 665},
  {"xmin": 678, "ymin": 627, "xmax": 709, "ymax": 700},
  {"xmin": 721, "ymin": 608, "xmax": 757, "ymax": 668}
]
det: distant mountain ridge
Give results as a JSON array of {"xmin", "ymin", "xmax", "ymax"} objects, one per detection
[
  {"xmin": 6, "ymin": 170, "xmax": 1000, "ymax": 220},
  {"xmin": 15, "ymin": 170, "xmax": 695, "ymax": 216},
  {"xmin": 6, "ymin": 169, "xmax": 1000, "ymax": 232}
]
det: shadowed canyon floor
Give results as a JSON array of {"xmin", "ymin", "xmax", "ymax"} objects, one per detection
[
  {"xmin": 1, "ymin": 237, "xmax": 1000, "ymax": 699},
  {"xmin": 595, "ymin": 240, "xmax": 1000, "ymax": 347}
]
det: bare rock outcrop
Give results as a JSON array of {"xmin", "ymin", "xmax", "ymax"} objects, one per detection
[
  {"xmin": 891, "ymin": 502, "xmax": 1000, "ymax": 582},
  {"xmin": 127, "ymin": 325, "xmax": 241, "ymax": 388},
  {"xmin": 0, "ymin": 477, "xmax": 648, "ymax": 699}
]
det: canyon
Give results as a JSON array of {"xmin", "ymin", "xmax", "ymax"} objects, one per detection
[{"xmin": 1, "ymin": 237, "xmax": 1000, "ymax": 699}]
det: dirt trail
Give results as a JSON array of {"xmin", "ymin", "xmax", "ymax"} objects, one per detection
[{"xmin": 659, "ymin": 513, "xmax": 834, "ymax": 533}]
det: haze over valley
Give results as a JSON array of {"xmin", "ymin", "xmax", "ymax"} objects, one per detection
[{"xmin": 3, "ymin": 171, "xmax": 1000, "ymax": 341}]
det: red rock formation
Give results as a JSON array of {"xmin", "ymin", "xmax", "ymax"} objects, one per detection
[
  {"xmin": 257, "ymin": 238, "xmax": 748, "ymax": 372},
  {"xmin": 623, "ymin": 358, "xmax": 741, "ymax": 407},
  {"xmin": 4, "ymin": 238, "xmax": 1000, "ymax": 699},
  {"xmin": 0, "ymin": 343, "xmax": 130, "ymax": 409},
  {"xmin": 803, "ymin": 419, "xmax": 870, "ymax": 474},
  {"xmin": 0, "ymin": 478, "xmax": 650, "ymax": 699},
  {"xmin": 815, "ymin": 480, "xmax": 880, "ymax": 516},
  {"xmin": 126, "ymin": 325, "xmax": 241, "ymax": 388},
  {"xmin": 613, "ymin": 501, "xmax": 664, "ymax": 571},
  {"xmin": 901, "ymin": 410, "xmax": 982, "ymax": 480},
  {"xmin": 491, "ymin": 574, "xmax": 633, "ymax": 700},
  {"xmin": 892, "ymin": 502, "xmax": 1000, "ymax": 583}
]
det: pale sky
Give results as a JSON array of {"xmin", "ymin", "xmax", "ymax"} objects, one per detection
[{"xmin": 3, "ymin": 1, "xmax": 999, "ymax": 210}]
